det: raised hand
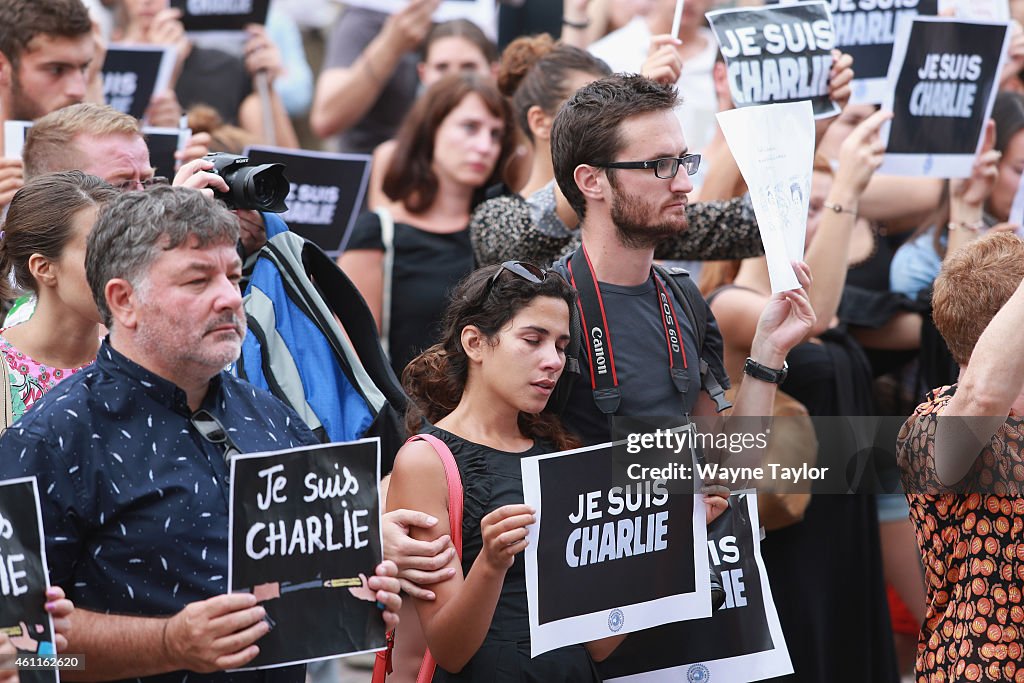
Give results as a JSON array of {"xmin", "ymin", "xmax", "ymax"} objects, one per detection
[
  {"xmin": 751, "ymin": 261, "xmax": 816, "ymax": 361},
  {"xmin": 833, "ymin": 109, "xmax": 892, "ymax": 200},
  {"xmin": 642, "ymin": 34, "xmax": 683, "ymax": 85},
  {"xmin": 951, "ymin": 119, "xmax": 1000, "ymax": 207}
]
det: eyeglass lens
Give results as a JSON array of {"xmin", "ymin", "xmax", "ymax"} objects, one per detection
[{"xmin": 655, "ymin": 156, "xmax": 700, "ymax": 179}]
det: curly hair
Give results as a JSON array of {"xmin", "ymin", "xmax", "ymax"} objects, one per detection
[{"xmin": 403, "ymin": 263, "xmax": 580, "ymax": 451}]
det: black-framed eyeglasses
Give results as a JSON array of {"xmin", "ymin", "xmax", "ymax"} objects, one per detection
[
  {"xmin": 594, "ymin": 154, "xmax": 701, "ymax": 180},
  {"xmin": 112, "ymin": 176, "xmax": 170, "ymax": 192},
  {"xmin": 484, "ymin": 261, "xmax": 548, "ymax": 299},
  {"xmin": 191, "ymin": 409, "xmax": 242, "ymax": 463}
]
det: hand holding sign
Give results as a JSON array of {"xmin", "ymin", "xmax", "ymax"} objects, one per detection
[
  {"xmin": 43, "ymin": 586, "xmax": 73, "ymax": 653},
  {"xmin": 147, "ymin": 8, "xmax": 190, "ymax": 83},
  {"xmin": 999, "ymin": 20, "xmax": 1024, "ymax": 88},
  {"xmin": 176, "ymin": 131, "xmax": 213, "ymax": 166},
  {"xmin": 643, "ymin": 34, "xmax": 684, "ymax": 85},
  {"xmin": 366, "ymin": 561, "xmax": 402, "ymax": 632},
  {"xmin": 382, "ymin": 0, "xmax": 442, "ymax": 53},
  {"xmin": 145, "ymin": 90, "xmax": 183, "ymax": 128},
  {"xmin": 702, "ymin": 486, "xmax": 731, "ymax": 525},
  {"xmin": 0, "ymin": 634, "xmax": 14, "ymax": 683},
  {"xmin": 750, "ymin": 261, "xmax": 816, "ymax": 365},
  {"xmin": 827, "ymin": 49, "xmax": 855, "ymax": 111},
  {"xmin": 244, "ymin": 24, "xmax": 283, "ymax": 83},
  {"xmin": 481, "ymin": 504, "xmax": 535, "ymax": 572},
  {"xmin": 163, "ymin": 592, "xmax": 269, "ymax": 673}
]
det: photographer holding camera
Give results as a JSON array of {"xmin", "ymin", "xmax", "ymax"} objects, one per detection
[{"xmin": 22, "ymin": 103, "xmax": 287, "ymax": 258}]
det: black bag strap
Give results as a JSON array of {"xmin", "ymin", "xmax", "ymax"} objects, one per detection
[
  {"xmin": 654, "ymin": 264, "xmax": 731, "ymax": 412},
  {"xmin": 563, "ymin": 247, "xmax": 693, "ymax": 416},
  {"xmin": 566, "ymin": 247, "xmax": 622, "ymax": 415}
]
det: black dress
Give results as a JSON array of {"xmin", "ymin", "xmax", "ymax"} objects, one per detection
[
  {"xmin": 346, "ymin": 213, "xmax": 475, "ymax": 376},
  {"xmin": 762, "ymin": 338, "xmax": 900, "ymax": 683},
  {"xmin": 424, "ymin": 426, "xmax": 600, "ymax": 683}
]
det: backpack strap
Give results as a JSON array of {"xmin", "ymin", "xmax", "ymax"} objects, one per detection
[
  {"xmin": 407, "ymin": 433, "xmax": 463, "ymax": 683},
  {"xmin": 300, "ymin": 239, "xmax": 408, "ymax": 414},
  {"xmin": 377, "ymin": 207, "xmax": 396, "ymax": 358},
  {"xmin": 653, "ymin": 264, "xmax": 731, "ymax": 413}
]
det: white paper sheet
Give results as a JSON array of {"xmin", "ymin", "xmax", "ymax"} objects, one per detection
[{"xmin": 716, "ymin": 101, "xmax": 815, "ymax": 292}]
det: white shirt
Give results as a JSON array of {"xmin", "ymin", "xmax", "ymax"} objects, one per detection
[{"xmin": 589, "ymin": 18, "xmax": 720, "ymax": 153}]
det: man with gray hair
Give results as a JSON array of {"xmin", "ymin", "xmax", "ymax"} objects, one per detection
[{"xmin": 0, "ymin": 186, "xmax": 402, "ymax": 683}]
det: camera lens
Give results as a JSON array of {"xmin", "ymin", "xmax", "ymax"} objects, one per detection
[
  {"xmin": 253, "ymin": 175, "xmax": 275, "ymax": 205},
  {"xmin": 241, "ymin": 164, "xmax": 289, "ymax": 213},
  {"xmin": 203, "ymin": 153, "xmax": 289, "ymax": 213}
]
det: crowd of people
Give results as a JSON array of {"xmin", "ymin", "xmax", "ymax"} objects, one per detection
[{"xmin": 0, "ymin": 0, "xmax": 1023, "ymax": 682}]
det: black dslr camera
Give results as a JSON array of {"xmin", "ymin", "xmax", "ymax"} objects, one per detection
[{"xmin": 204, "ymin": 152, "xmax": 289, "ymax": 213}]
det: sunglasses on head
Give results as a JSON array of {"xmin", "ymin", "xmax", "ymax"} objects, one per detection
[{"xmin": 484, "ymin": 261, "xmax": 548, "ymax": 298}]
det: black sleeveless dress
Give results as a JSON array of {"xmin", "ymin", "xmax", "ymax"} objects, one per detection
[{"xmin": 425, "ymin": 426, "xmax": 600, "ymax": 683}]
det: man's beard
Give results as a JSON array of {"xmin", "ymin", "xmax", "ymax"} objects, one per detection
[
  {"xmin": 135, "ymin": 306, "xmax": 248, "ymax": 380},
  {"xmin": 8, "ymin": 68, "xmax": 80, "ymax": 121},
  {"xmin": 610, "ymin": 185, "xmax": 689, "ymax": 250}
]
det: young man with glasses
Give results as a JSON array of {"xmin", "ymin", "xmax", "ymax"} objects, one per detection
[
  {"xmin": 0, "ymin": 187, "xmax": 403, "ymax": 683},
  {"xmin": 549, "ymin": 73, "xmax": 815, "ymax": 444},
  {"xmin": 0, "ymin": 0, "xmax": 98, "ymax": 209}
]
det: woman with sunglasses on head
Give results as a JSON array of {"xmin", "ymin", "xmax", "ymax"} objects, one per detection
[
  {"xmin": 340, "ymin": 73, "xmax": 516, "ymax": 377},
  {"xmin": 386, "ymin": 262, "xmax": 729, "ymax": 681},
  {"xmin": 0, "ymin": 172, "xmax": 117, "ymax": 424}
]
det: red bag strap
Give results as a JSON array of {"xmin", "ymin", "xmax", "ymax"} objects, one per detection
[
  {"xmin": 405, "ymin": 433, "xmax": 464, "ymax": 558},
  {"xmin": 373, "ymin": 432, "xmax": 465, "ymax": 683},
  {"xmin": 409, "ymin": 433, "xmax": 464, "ymax": 683}
]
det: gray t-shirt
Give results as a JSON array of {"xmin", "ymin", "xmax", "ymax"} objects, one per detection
[
  {"xmin": 323, "ymin": 6, "xmax": 420, "ymax": 154},
  {"xmin": 561, "ymin": 274, "xmax": 729, "ymax": 445}
]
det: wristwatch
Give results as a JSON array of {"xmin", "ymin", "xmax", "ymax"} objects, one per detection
[{"xmin": 743, "ymin": 357, "xmax": 788, "ymax": 384}]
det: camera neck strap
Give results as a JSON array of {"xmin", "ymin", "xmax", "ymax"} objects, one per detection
[{"xmin": 567, "ymin": 245, "xmax": 690, "ymax": 416}]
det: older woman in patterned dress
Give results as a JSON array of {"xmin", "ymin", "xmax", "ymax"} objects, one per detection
[{"xmin": 898, "ymin": 232, "xmax": 1024, "ymax": 683}]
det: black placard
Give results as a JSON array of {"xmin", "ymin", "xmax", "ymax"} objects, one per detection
[
  {"xmin": 601, "ymin": 493, "xmax": 792, "ymax": 682},
  {"xmin": 0, "ymin": 478, "xmax": 57, "ymax": 683},
  {"xmin": 707, "ymin": 2, "xmax": 840, "ymax": 118},
  {"xmin": 170, "ymin": 0, "xmax": 270, "ymax": 32},
  {"xmin": 228, "ymin": 440, "xmax": 384, "ymax": 669},
  {"xmin": 886, "ymin": 18, "xmax": 1007, "ymax": 156},
  {"xmin": 244, "ymin": 146, "xmax": 372, "ymax": 256},
  {"xmin": 102, "ymin": 46, "xmax": 175, "ymax": 120},
  {"xmin": 793, "ymin": 0, "xmax": 939, "ymax": 101},
  {"xmin": 535, "ymin": 445, "xmax": 696, "ymax": 624}
]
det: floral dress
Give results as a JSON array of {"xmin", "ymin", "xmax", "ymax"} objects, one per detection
[
  {"xmin": 897, "ymin": 385, "xmax": 1024, "ymax": 682},
  {"xmin": 0, "ymin": 332, "xmax": 92, "ymax": 422}
]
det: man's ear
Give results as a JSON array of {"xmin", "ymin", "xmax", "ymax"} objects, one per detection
[
  {"xmin": 573, "ymin": 163, "xmax": 606, "ymax": 203},
  {"xmin": 526, "ymin": 105, "xmax": 552, "ymax": 142},
  {"xmin": 416, "ymin": 62, "xmax": 427, "ymax": 84},
  {"xmin": 461, "ymin": 324, "xmax": 486, "ymax": 364},
  {"xmin": 104, "ymin": 278, "xmax": 140, "ymax": 330},
  {"xmin": 0, "ymin": 52, "xmax": 14, "ymax": 89},
  {"xmin": 27, "ymin": 254, "xmax": 56, "ymax": 289}
]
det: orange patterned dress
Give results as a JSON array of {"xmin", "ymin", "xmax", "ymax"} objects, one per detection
[{"xmin": 897, "ymin": 385, "xmax": 1024, "ymax": 682}]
